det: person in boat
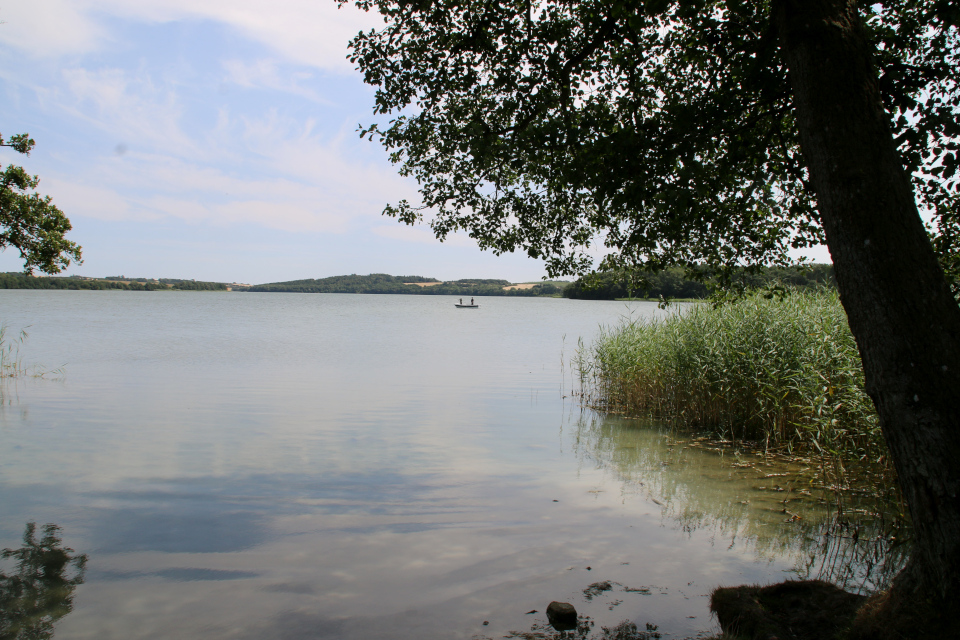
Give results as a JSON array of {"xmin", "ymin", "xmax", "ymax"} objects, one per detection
[
  {"xmin": 471, "ymin": 297, "xmax": 474, "ymax": 305},
  {"xmin": 460, "ymin": 298, "xmax": 462, "ymax": 305}
]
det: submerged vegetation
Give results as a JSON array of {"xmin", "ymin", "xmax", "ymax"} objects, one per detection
[
  {"xmin": 573, "ymin": 413, "xmax": 908, "ymax": 595},
  {"xmin": 576, "ymin": 289, "xmax": 883, "ymax": 465}
]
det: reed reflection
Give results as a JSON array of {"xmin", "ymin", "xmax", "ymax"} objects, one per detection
[
  {"xmin": 572, "ymin": 413, "xmax": 908, "ymax": 593},
  {"xmin": 0, "ymin": 523, "xmax": 87, "ymax": 640}
]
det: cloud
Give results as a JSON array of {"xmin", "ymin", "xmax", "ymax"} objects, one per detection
[
  {"xmin": 214, "ymin": 200, "xmax": 348, "ymax": 233},
  {"xmin": 42, "ymin": 133, "xmax": 412, "ymax": 235},
  {"xmin": 36, "ymin": 60, "xmax": 409, "ymax": 212},
  {"xmin": 42, "ymin": 179, "xmax": 140, "ymax": 222},
  {"xmin": 140, "ymin": 195, "xmax": 352, "ymax": 233},
  {"xmin": 372, "ymin": 224, "xmax": 439, "ymax": 244},
  {"xmin": 1, "ymin": 0, "xmax": 379, "ymax": 73},
  {"xmin": 222, "ymin": 59, "xmax": 332, "ymax": 104},
  {"xmin": 0, "ymin": 0, "xmax": 107, "ymax": 58},
  {"xmin": 58, "ymin": 67, "xmax": 199, "ymax": 158},
  {"xmin": 372, "ymin": 225, "xmax": 477, "ymax": 248},
  {"xmin": 0, "ymin": 0, "xmax": 484, "ymax": 274}
]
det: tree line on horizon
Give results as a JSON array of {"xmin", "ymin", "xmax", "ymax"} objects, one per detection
[
  {"xmin": 0, "ymin": 272, "xmax": 228, "ymax": 291},
  {"xmin": 563, "ymin": 264, "xmax": 835, "ymax": 300},
  {"xmin": 0, "ymin": 271, "xmax": 567, "ymax": 296},
  {"xmin": 1, "ymin": 268, "xmax": 834, "ymax": 298}
]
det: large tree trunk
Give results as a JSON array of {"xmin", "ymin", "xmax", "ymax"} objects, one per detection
[{"xmin": 774, "ymin": 0, "xmax": 960, "ymax": 629}]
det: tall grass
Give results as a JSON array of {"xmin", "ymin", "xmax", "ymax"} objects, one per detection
[
  {"xmin": 0, "ymin": 324, "xmax": 29, "ymax": 378},
  {"xmin": 576, "ymin": 289, "xmax": 884, "ymax": 463}
]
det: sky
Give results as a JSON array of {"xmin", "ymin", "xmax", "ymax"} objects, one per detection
[{"xmin": 0, "ymin": 1, "xmax": 831, "ymax": 285}]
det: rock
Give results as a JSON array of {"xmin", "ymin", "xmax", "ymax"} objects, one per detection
[
  {"xmin": 711, "ymin": 579, "xmax": 866, "ymax": 640},
  {"xmin": 546, "ymin": 601, "xmax": 577, "ymax": 631}
]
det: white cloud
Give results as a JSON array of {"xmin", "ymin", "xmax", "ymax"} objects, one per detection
[
  {"xmin": 0, "ymin": 0, "xmax": 107, "ymax": 57},
  {"xmin": 1, "ymin": 0, "xmax": 379, "ymax": 73},
  {"xmin": 373, "ymin": 225, "xmax": 477, "ymax": 248},
  {"xmin": 372, "ymin": 224, "xmax": 438, "ymax": 244},
  {"xmin": 136, "ymin": 189, "xmax": 356, "ymax": 233},
  {"xmin": 42, "ymin": 135, "xmax": 410, "ymax": 235},
  {"xmin": 214, "ymin": 200, "xmax": 347, "ymax": 233},
  {"xmin": 59, "ymin": 67, "xmax": 199, "ymax": 158},
  {"xmin": 135, "ymin": 195, "xmax": 346, "ymax": 233},
  {"xmin": 222, "ymin": 59, "xmax": 332, "ymax": 104},
  {"xmin": 42, "ymin": 178, "xmax": 141, "ymax": 222}
]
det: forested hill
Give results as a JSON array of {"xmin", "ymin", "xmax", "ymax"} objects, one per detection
[
  {"xmin": 563, "ymin": 264, "xmax": 835, "ymax": 300},
  {"xmin": 247, "ymin": 273, "xmax": 437, "ymax": 293},
  {"xmin": 246, "ymin": 273, "xmax": 564, "ymax": 296}
]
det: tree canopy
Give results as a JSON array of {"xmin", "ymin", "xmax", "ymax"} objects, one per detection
[
  {"xmin": 343, "ymin": 0, "xmax": 957, "ymax": 283},
  {"xmin": 0, "ymin": 134, "xmax": 82, "ymax": 274}
]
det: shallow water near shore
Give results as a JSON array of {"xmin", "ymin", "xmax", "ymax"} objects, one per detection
[{"xmin": 0, "ymin": 291, "xmax": 896, "ymax": 639}]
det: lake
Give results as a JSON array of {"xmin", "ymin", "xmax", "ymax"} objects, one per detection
[{"xmin": 0, "ymin": 291, "xmax": 892, "ymax": 639}]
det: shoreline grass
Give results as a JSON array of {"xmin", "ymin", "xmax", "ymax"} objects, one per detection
[{"xmin": 576, "ymin": 288, "xmax": 885, "ymax": 466}]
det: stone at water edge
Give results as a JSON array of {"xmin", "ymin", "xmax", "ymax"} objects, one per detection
[{"xmin": 546, "ymin": 601, "xmax": 577, "ymax": 630}]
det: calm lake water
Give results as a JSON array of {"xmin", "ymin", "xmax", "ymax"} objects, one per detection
[{"xmin": 0, "ymin": 291, "xmax": 890, "ymax": 639}]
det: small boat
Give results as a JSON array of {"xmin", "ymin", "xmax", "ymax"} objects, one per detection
[{"xmin": 455, "ymin": 304, "xmax": 479, "ymax": 308}]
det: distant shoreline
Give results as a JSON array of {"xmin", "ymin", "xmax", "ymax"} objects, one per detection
[
  {"xmin": 3, "ymin": 264, "xmax": 834, "ymax": 301},
  {"xmin": 0, "ymin": 272, "xmax": 568, "ymax": 297}
]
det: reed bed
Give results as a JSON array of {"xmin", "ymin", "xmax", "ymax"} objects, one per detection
[{"xmin": 576, "ymin": 289, "xmax": 884, "ymax": 463}]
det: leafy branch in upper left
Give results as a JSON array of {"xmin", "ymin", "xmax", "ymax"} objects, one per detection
[{"xmin": 0, "ymin": 133, "xmax": 82, "ymax": 274}]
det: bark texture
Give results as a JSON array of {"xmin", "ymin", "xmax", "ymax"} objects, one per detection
[{"xmin": 774, "ymin": 0, "xmax": 960, "ymax": 613}]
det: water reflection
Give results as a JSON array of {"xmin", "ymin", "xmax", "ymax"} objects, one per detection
[
  {"xmin": 3, "ymin": 293, "xmax": 904, "ymax": 638},
  {"xmin": 0, "ymin": 523, "xmax": 87, "ymax": 640},
  {"xmin": 571, "ymin": 412, "xmax": 907, "ymax": 594}
]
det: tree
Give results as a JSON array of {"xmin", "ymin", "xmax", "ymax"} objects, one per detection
[
  {"xmin": 341, "ymin": 0, "xmax": 960, "ymax": 633},
  {"xmin": 1, "ymin": 133, "xmax": 82, "ymax": 274}
]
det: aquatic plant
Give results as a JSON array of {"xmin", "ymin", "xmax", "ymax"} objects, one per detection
[
  {"xmin": 0, "ymin": 324, "xmax": 61, "ymax": 382},
  {"xmin": 571, "ymin": 412, "xmax": 909, "ymax": 594},
  {"xmin": 576, "ymin": 289, "xmax": 882, "ymax": 464},
  {"xmin": 0, "ymin": 324, "xmax": 29, "ymax": 378},
  {"xmin": 503, "ymin": 617, "xmax": 661, "ymax": 640}
]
